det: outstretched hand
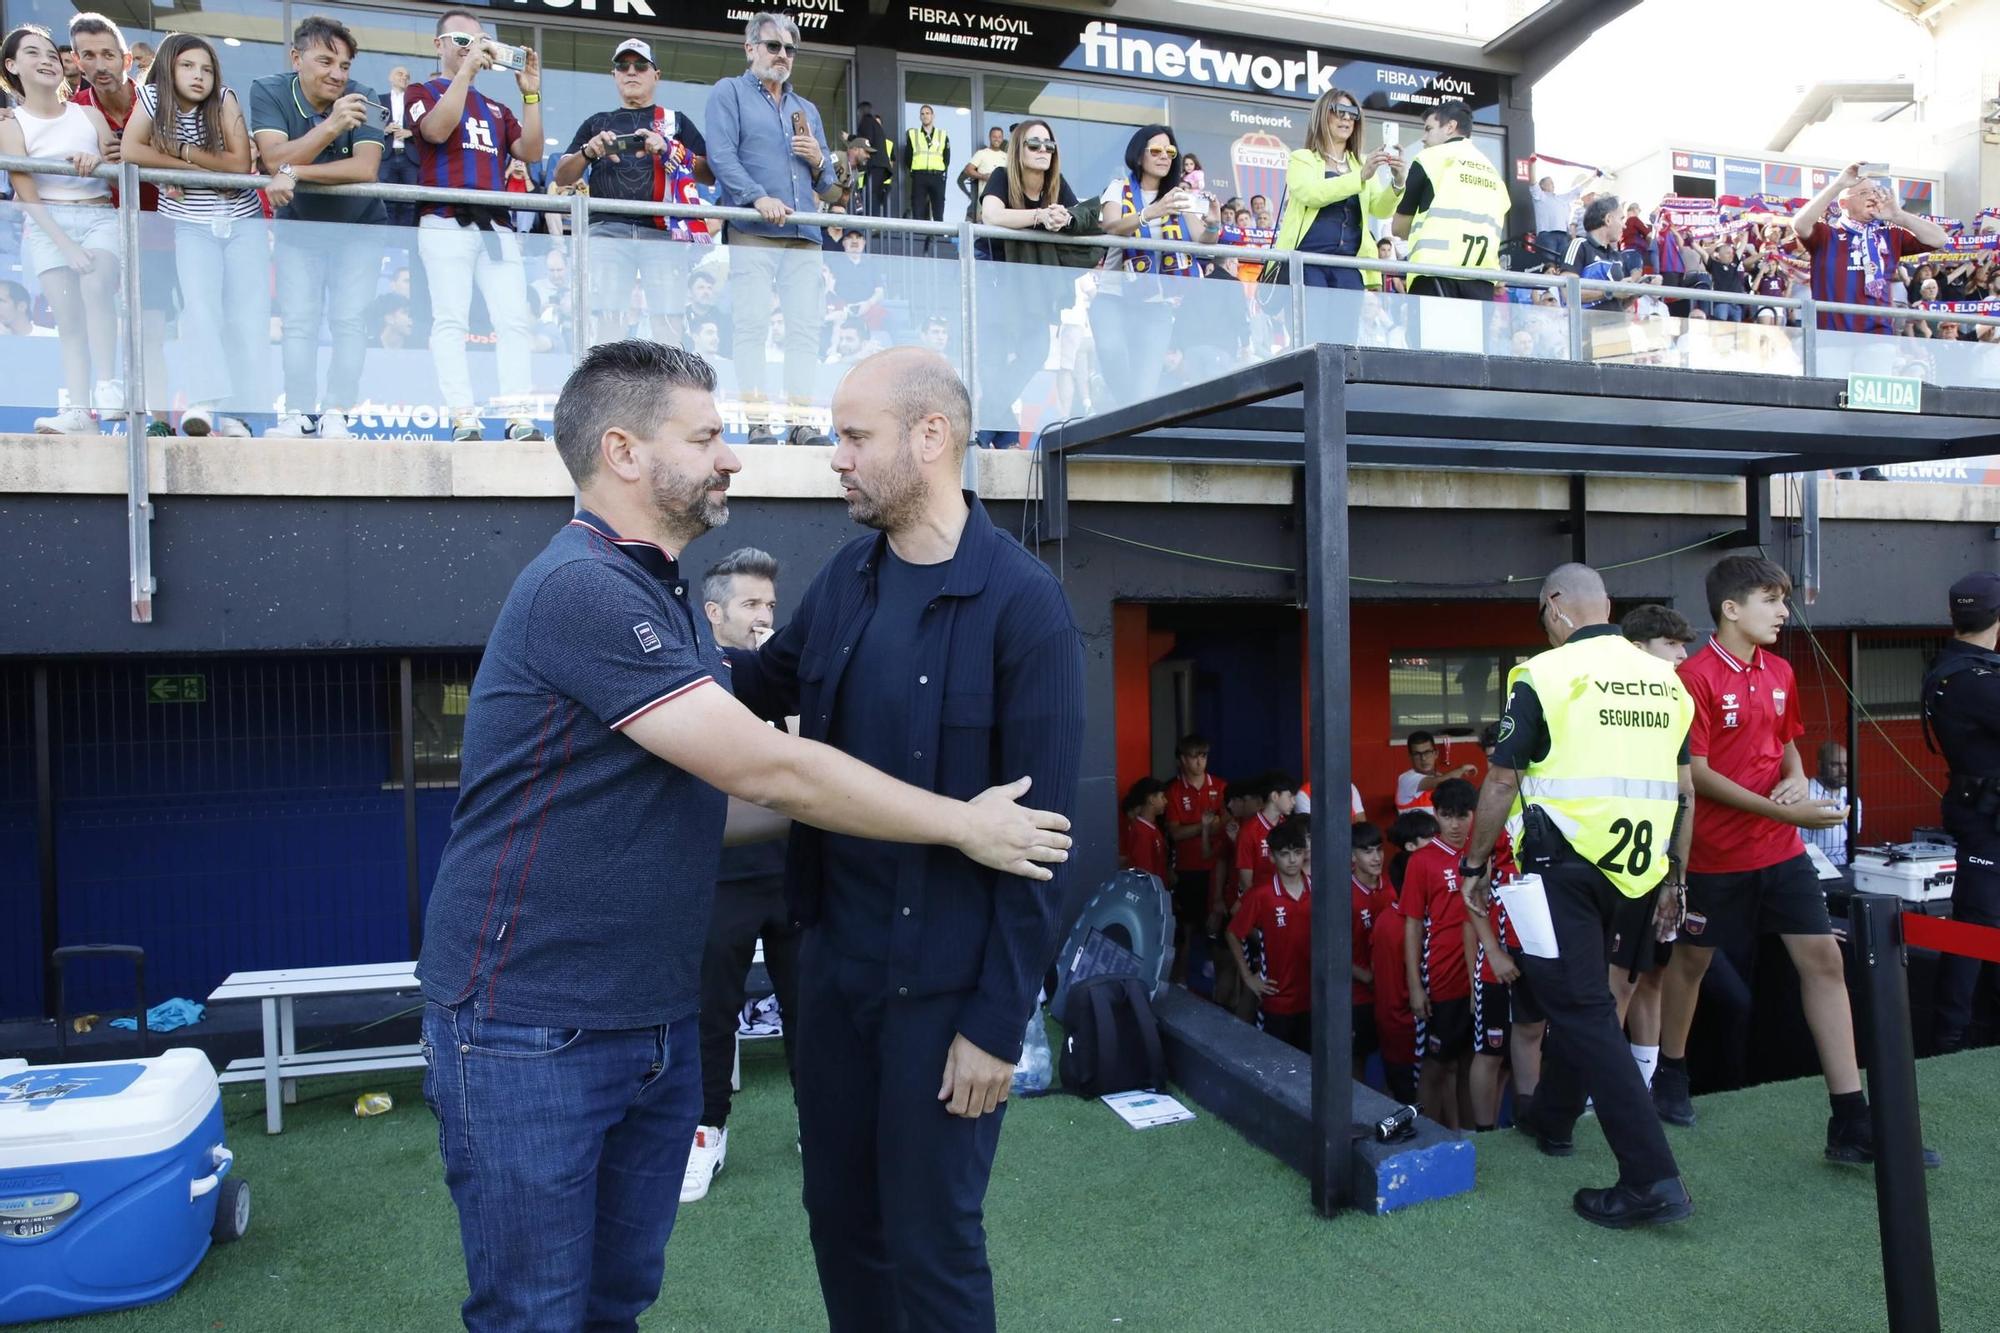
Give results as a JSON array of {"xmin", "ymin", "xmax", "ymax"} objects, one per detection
[{"xmin": 958, "ymin": 776, "xmax": 1071, "ymax": 879}]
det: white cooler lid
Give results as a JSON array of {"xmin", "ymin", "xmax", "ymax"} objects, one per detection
[{"xmin": 0, "ymin": 1047, "xmax": 219, "ymax": 1170}]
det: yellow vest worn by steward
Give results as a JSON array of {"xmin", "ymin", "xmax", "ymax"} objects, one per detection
[
  {"xmin": 1508, "ymin": 631, "xmax": 1691, "ymax": 899},
  {"xmin": 906, "ymin": 127, "xmax": 947, "ymax": 173},
  {"xmin": 1407, "ymin": 137, "xmax": 1508, "ymax": 273}
]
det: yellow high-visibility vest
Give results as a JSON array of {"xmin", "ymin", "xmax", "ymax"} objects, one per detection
[
  {"xmin": 1509, "ymin": 631, "xmax": 1691, "ymax": 899},
  {"xmin": 1407, "ymin": 137, "xmax": 1508, "ymax": 273},
  {"xmin": 905, "ymin": 127, "xmax": 947, "ymax": 173}
]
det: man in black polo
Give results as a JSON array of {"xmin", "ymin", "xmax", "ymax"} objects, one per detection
[
  {"xmin": 416, "ymin": 340, "xmax": 1072, "ymax": 1330},
  {"xmin": 728, "ymin": 347, "xmax": 1085, "ymax": 1332}
]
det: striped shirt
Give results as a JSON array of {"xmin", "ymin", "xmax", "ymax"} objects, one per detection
[
  {"xmin": 404, "ymin": 78, "xmax": 522, "ymax": 223},
  {"xmin": 136, "ymin": 84, "xmax": 262, "ymax": 222},
  {"xmin": 1803, "ymin": 220, "xmax": 1921, "ymax": 335}
]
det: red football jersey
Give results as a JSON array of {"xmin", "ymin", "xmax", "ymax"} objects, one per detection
[
  {"xmin": 1164, "ymin": 773, "xmax": 1227, "ymax": 872},
  {"xmin": 1396, "ymin": 837, "xmax": 1470, "ymax": 1002},
  {"xmin": 1121, "ymin": 816, "xmax": 1169, "ymax": 880},
  {"xmin": 1680, "ymin": 638, "xmax": 1806, "ymax": 874},
  {"xmin": 1229, "ymin": 812, "xmax": 1278, "ymax": 913},
  {"xmin": 1351, "ymin": 876, "xmax": 1395, "ymax": 1006},
  {"xmin": 1371, "ymin": 900, "xmax": 1415, "ymax": 1058},
  {"xmin": 1229, "ymin": 874, "xmax": 1313, "ymax": 1016},
  {"xmin": 1474, "ymin": 831, "xmax": 1521, "ymax": 984}
]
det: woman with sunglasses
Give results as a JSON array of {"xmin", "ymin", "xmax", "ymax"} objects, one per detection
[
  {"xmin": 974, "ymin": 117, "xmax": 1078, "ymax": 441},
  {"xmin": 1274, "ymin": 87, "xmax": 1404, "ymax": 318},
  {"xmin": 1094, "ymin": 123, "xmax": 1219, "ymax": 403}
]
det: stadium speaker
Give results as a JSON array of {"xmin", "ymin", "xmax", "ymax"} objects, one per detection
[{"xmin": 1050, "ymin": 869, "xmax": 1174, "ymax": 1020}]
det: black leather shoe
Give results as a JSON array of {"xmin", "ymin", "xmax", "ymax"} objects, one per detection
[
  {"xmin": 1652, "ymin": 1065, "xmax": 1696, "ymax": 1127},
  {"xmin": 1825, "ymin": 1116, "xmax": 1943, "ymax": 1169},
  {"xmin": 1515, "ymin": 1108, "xmax": 1574, "ymax": 1158},
  {"xmin": 1573, "ymin": 1178, "xmax": 1695, "ymax": 1229}
]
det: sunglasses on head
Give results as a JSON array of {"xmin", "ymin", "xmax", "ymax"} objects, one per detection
[
  {"xmin": 758, "ymin": 39, "xmax": 796, "ymax": 56},
  {"xmin": 1021, "ymin": 136, "xmax": 1055, "ymax": 150}
]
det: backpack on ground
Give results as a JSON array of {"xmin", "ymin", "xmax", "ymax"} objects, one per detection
[{"xmin": 1058, "ymin": 974, "xmax": 1166, "ymax": 1098}]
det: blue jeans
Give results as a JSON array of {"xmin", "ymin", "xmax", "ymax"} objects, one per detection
[
  {"xmin": 421, "ymin": 1002, "xmax": 702, "ymax": 1332},
  {"xmin": 275, "ymin": 223, "xmax": 380, "ymax": 414},
  {"xmin": 172, "ymin": 217, "xmax": 271, "ymax": 411},
  {"xmin": 1710, "ymin": 301, "xmax": 1746, "ymax": 323}
]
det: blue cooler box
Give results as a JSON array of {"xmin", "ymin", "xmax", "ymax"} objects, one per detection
[{"xmin": 0, "ymin": 1048, "xmax": 244, "ymax": 1325}]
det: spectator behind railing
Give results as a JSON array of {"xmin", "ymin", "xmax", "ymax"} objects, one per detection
[
  {"xmin": 1272, "ymin": 86, "xmax": 1404, "ymax": 318},
  {"xmin": 123, "ymin": 33, "xmax": 270, "ymax": 437},
  {"xmin": 976, "ymin": 115, "xmax": 1078, "ymax": 435},
  {"xmin": 249, "ymin": 13, "xmax": 387, "ymax": 440},
  {"xmin": 1793, "ymin": 162, "xmax": 1949, "ymax": 356},
  {"xmin": 408, "ymin": 8, "xmax": 545, "ymax": 444},
  {"xmin": 1095, "ymin": 122, "xmax": 1219, "ymax": 404},
  {"xmin": 553, "ymin": 37, "xmax": 712, "ymax": 349},
  {"xmin": 705, "ymin": 10, "xmax": 837, "ymax": 445},
  {"xmin": 378, "ymin": 65, "xmax": 418, "ymax": 227},
  {"xmin": 0, "ymin": 277, "xmax": 50, "ymax": 335},
  {"xmin": 0, "ymin": 23, "xmax": 123, "ymax": 435}
]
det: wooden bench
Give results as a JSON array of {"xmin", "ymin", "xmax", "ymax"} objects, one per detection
[{"xmin": 207, "ymin": 962, "xmax": 424, "ymax": 1135}]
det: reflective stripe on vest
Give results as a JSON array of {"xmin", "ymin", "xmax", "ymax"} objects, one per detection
[
  {"xmin": 1408, "ymin": 140, "xmax": 1508, "ymax": 271},
  {"xmin": 1511, "ymin": 633, "xmax": 1692, "ymax": 898},
  {"xmin": 907, "ymin": 127, "xmax": 946, "ymax": 173}
]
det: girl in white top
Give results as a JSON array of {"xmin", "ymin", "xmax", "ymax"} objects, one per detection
[
  {"xmin": 122, "ymin": 32, "xmax": 271, "ymax": 436},
  {"xmin": 0, "ymin": 23, "xmax": 122, "ymax": 435}
]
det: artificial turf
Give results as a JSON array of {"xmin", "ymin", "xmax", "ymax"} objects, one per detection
[{"xmin": 21, "ymin": 1041, "xmax": 2000, "ymax": 1331}]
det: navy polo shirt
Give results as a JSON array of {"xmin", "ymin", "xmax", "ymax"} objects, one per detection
[{"xmin": 417, "ymin": 511, "xmax": 730, "ymax": 1030}]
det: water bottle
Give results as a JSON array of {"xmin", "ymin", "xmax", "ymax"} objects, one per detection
[{"xmin": 1012, "ymin": 1013, "xmax": 1053, "ymax": 1096}]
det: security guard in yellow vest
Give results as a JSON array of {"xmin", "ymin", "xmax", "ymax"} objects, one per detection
[
  {"xmin": 904, "ymin": 104, "xmax": 951, "ymax": 224},
  {"xmin": 1390, "ymin": 98, "xmax": 1508, "ymax": 300},
  {"xmin": 1458, "ymin": 563, "xmax": 1697, "ymax": 1229}
]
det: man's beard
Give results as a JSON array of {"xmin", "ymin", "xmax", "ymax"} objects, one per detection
[
  {"xmin": 843, "ymin": 439, "xmax": 927, "ymax": 532},
  {"xmin": 651, "ymin": 457, "xmax": 729, "ymax": 539}
]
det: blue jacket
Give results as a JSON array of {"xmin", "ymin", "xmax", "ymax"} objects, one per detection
[
  {"xmin": 727, "ymin": 496, "xmax": 1085, "ymax": 1063},
  {"xmin": 703, "ymin": 70, "xmax": 837, "ymax": 243}
]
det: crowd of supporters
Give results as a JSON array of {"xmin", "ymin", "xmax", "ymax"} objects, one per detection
[{"xmin": 2, "ymin": 9, "xmax": 1996, "ymax": 442}]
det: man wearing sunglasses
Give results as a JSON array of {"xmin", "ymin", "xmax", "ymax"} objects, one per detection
[
  {"xmin": 705, "ymin": 11, "xmax": 838, "ymax": 444},
  {"xmin": 555, "ymin": 38, "xmax": 712, "ymax": 347}
]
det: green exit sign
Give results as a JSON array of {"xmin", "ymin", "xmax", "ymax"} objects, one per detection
[
  {"xmin": 146, "ymin": 673, "xmax": 206, "ymax": 704},
  {"xmin": 1845, "ymin": 373, "xmax": 1922, "ymax": 413}
]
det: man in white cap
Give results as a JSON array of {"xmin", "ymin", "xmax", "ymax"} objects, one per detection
[{"xmin": 554, "ymin": 37, "xmax": 713, "ymax": 346}]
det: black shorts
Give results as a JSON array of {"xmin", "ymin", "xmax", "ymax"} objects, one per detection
[
  {"xmin": 1608, "ymin": 888, "xmax": 1673, "ymax": 973},
  {"xmin": 1471, "ymin": 974, "xmax": 1543, "ymax": 1054},
  {"xmin": 1171, "ymin": 871, "xmax": 1210, "ymax": 930},
  {"xmin": 1382, "ymin": 1060, "xmax": 1419, "ymax": 1106},
  {"xmin": 1682, "ymin": 853, "xmax": 1832, "ymax": 951},
  {"xmin": 1352, "ymin": 1002, "xmax": 1378, "ymax": 1059},
  {"xmin": 1421, "ymin": 995, "xmax": 1472, "ymax": 1060},
  {"xmin": 1262, "ymin": 1009, "xmax": 1311, "ymax": 1053}
]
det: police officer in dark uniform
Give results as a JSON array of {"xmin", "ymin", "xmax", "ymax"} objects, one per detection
[{"xmin": 1927, "ymin": 570, "xmax": 2000, "ymax": 1052}]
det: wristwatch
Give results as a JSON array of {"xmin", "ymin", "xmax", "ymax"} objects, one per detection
[
  {"xmin": 276, "ymin": 164, "xmax": 296, "ymax": 180},
  {"xmin": 1458, "ymin": 859, "xmax": 1489, "ymax": 880}
]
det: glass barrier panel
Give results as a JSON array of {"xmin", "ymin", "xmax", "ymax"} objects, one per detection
[
  {"xmin": 1304, "ymin": 277, "xmax": 1565, "ymax": 359},
  {"xmin": 968, "ymin": 253, "xmax": 1295, "ymax": 445},
  {"xmin": 594, "ymin": 224, "xmax": 967, "ymax": 445},
  {"xmin": 1581, "ymin": 307, "xmax": 1804, "ymax": 374},
  {"xmin": 0, "ymin": 197, "xmax": 131, "ymax": 433},
  {"xmin": 1819, "ymin": 318, "xmax": 2000, "ymax": 392}
]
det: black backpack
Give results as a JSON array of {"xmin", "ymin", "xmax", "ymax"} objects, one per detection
[{"xmin": 1058, "ymin": 975, "xmax": 1167, "ymax": 1098}]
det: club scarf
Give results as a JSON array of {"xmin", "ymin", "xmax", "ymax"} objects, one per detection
[
  {"xmin": 1838, "ymin": 215, "xmax": 1894, "ymax": 302},
  {"xmin": 1118, "ymin": 174, "xmax": 1193, "ymax": 278}
]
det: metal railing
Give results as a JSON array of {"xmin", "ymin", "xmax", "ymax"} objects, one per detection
[{"xmin": 4, "ymin": 153, "xmax": 1997, "ymax": 624}]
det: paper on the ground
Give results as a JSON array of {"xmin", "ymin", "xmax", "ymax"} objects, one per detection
[
  {"xmin": 1802, "ymin": 842, "xmax": 1843, "ymax": 881},
  {"xmin": 1497, "ymin": 874, "xmax": 1559, "ymax": 960},
  {"xmin": 1101, "ymin": 1089, "xmax": 1195, "ymax": 1129}
]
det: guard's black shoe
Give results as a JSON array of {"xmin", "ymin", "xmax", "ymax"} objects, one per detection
[
  {"xmin": 1652, "ymin": 1064, "xmax": 1696, "ymax": 1127},
  {"xmin": 1824, "ymin": 1116, "xmax": 1943, "ymax": 1169},
  {"xmin": 1515, "ymin": 1107, "xmax": 1574, "ymax": 1158},
  {"xmin": 1573, "ymin": 1178, "xmax": 1695, "ymax": 1230}
]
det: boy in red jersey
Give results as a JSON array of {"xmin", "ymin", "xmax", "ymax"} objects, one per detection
[
  {"xmin": 1119, "ymin": 777, "xmax": 1170, "ymax": 880},
  {"xmin": 1656, "ymin": 556, "xmax": 1939, "ymax": 1168},
  {"xmin": 1163, "ymin": 734, "xmax": 1226, "ymax": 980},
  {"xmin": 1227, "ymin": 815, "xmax": 1313, "ymax": 1051},
  {"xmin": 1215, "ymin": 772, "xmax": 1294, "ymax": 1021},
  {"xmin": 1376, "ymin": 811, "xmax": 1437, "ymax": 1105},
  {"xmin": 1465, "ymin": 827, "xmax": 1536, "ymax": 1131},
  {"xmin": 1349, "ymin": 822, "xmax": 1394, "ymax": 1078},
  {"xmin": 1401, "ymin": 778, "xmax": 1478, "ymax": 1128}
]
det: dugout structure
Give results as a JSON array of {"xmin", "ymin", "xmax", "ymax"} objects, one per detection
[{"xmin": 1038, "ymin": 344, "xmax": 2000, "ymax": 1216}]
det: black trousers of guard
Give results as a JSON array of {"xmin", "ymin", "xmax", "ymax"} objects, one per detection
[
  {"xmin": 908, "ymin": 170, "xmax": 947, "ymax": 223},
  {"xmin": 1936, "ymin": 817, "xmax": 2000, "ymax": 1051},
  {"xmin": 1516, "ymin": 828, "xmax": 1681, "ymax": 1189},
  {"xmin": 697, "ymin": 873, "xmax": 801, "ymax": 1128}
]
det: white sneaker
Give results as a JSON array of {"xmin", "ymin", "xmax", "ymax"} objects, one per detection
[
  {"xmin": 92, "ymin": 380, "xmax": 124, "ymax": 414},
  {"xmin": 318, "ymin": 411, "xmax": 352, "ymax": 440},
  {"xmin": 213, "ymin": 415, "xmax": 252, "ymax": 438},
  {"xmin": 680, "ymin": 1124, "xmax": 726, "ymax": 1203},
  {"xmin": 264, "ymin": 412, "xmax": 319, "ymax": 439},
  {"xmin": 34, "ymin": 406, "xmax": 98, "ymax": 435},
  {"xmin": 181, "ymin": 406, "xmax": 214, "ymax": 437}
]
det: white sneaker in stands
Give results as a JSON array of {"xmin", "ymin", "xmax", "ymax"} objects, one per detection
[
  {"xmin": 681, "ymin": 1124, "xmax": 727, "ymax": 1203},
  {"xmin": 213, "ymin": 415, "xmax": 252, "ymax": 438},
  {"xmin": 34, "ymin": 406, "xmax": 98, "ymax": 435},
  {"xmin": 318, "ymin": 411, "xmax": 352, "ymax": 439},
  {"xmin": 264, "ymin": 412, "xmax": 319, "ymax": 438},
  {"xmin": 181, "ymin": 406, "xmax": 214, "ymax": 437},
  {"xmin": 92, "ymin": 380, "xmax": 124, "ymax": 414}
]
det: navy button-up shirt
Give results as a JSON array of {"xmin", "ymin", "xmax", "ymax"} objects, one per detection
[
  {"xmin": 418, "ymin": 511, "xmax": 729, "ymax": 1030},
  {"xmin": 727, "ymin": 495, "xmax": 1086, "ymax": 1063}
]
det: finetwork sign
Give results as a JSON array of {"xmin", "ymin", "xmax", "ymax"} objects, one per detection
[{"xmin": 1078, "ymin": 21, "xmax": 1341, "ymax": 96}]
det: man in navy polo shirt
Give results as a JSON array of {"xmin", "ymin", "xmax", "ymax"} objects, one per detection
[
  {"xmin": 416, "ymin": 340, "xmax": 1072, "ymax": 1331},
  {"xmin": 728, "ymin": 347, "xmax": 1085, "ymax": 1333}
]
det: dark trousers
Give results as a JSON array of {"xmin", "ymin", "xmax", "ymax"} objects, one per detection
[
  {"xmin": 697, "ymin": 874, "xmax": 801, "ymax": 1128},
  {"xmin": 797, "ymin": 932, "xmax": 1006, "ymax": 1333},
  {"xmin": 1936, "ymin": 823, "xmax": 2000, "ymax": 1051},
  {"xmin": 1516, "ymin": 834, "xmax": 1681, "ymax": 1189},
  {"xmin": 909, "ymin": 171, "xmax": 947, "ymax": 223},
  {"xmin": 380, "ymin": 141, "xmax": 420, "ymax": 227}
]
